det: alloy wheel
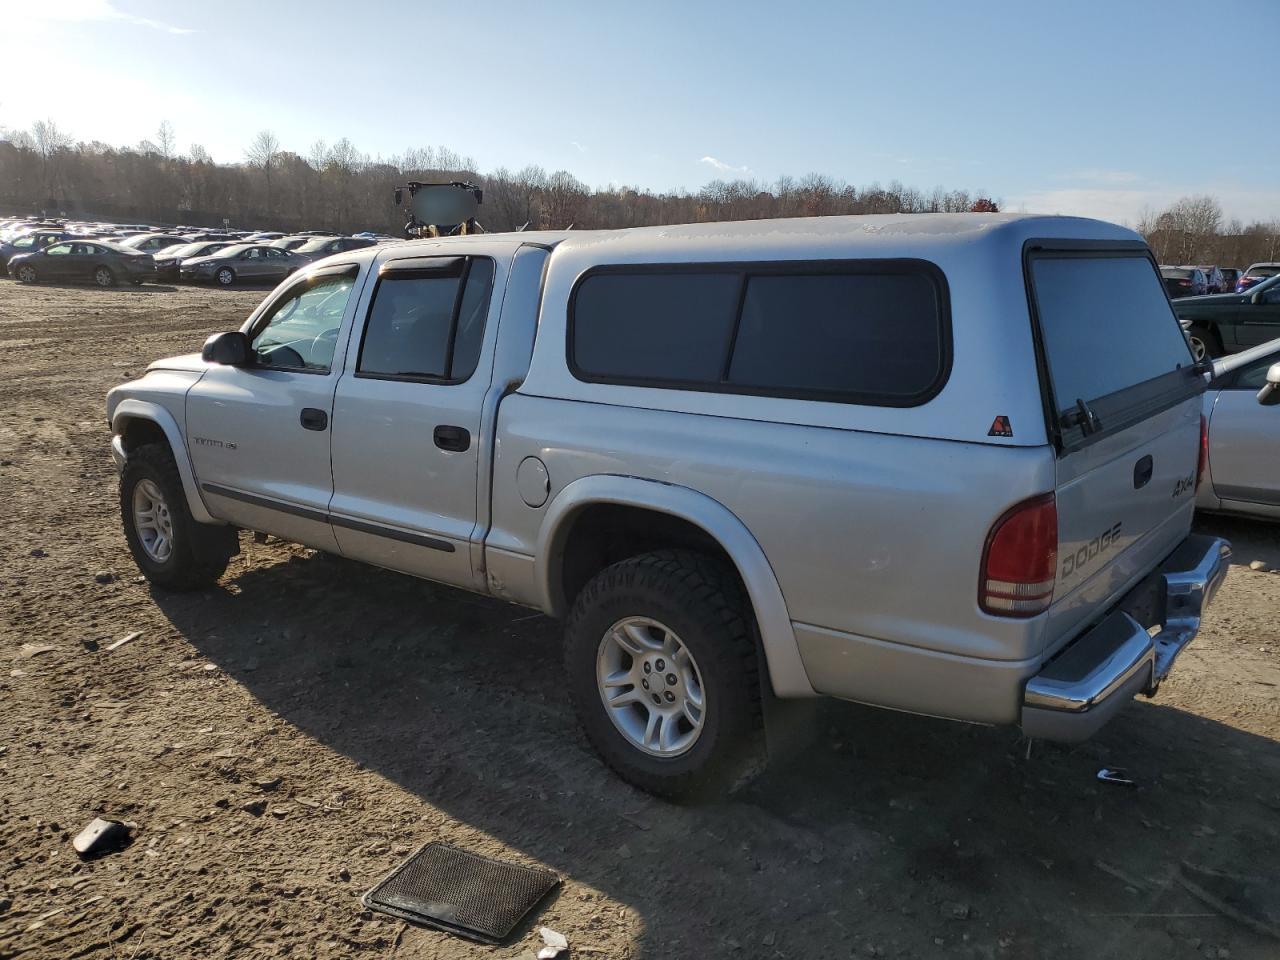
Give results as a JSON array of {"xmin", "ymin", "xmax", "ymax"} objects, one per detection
[
  {"xmin": 132, "ymin": 478, "xmax": 174, "ymax": 563},
  {"xmin": 596, "ymin": 616, "xmax": 706, "ymax": 757},
  {"xmin": 1189, "ymin": 334, "xmax": 1207, "ymax": 362}
]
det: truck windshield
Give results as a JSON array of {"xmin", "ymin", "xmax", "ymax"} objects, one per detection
[{"xmin": 1031, "ymin": 254, "xmax": 1195, "ymax": 422}]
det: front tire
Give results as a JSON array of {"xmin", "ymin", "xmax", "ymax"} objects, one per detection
[
  {"xmin": 94, "ymin": 265, "xmax": 117, "ymax": 288},
  {"xmin": 15, "ymin": 264, "xmax": 37, "ymax": 284},
  {"xmin": 120, "ymin": 443, "xmax": 235, "ymax": 590},
  {"xmin": 564, "ymin": 550, "xmax": 761, "ymax": 799},
  {"xmin": 215, "ymin": 267, "xmax": 236, "ymax": 287}
]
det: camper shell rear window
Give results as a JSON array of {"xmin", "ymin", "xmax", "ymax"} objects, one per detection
[{"xmin": 1024, "ymin": 242, "xmax": 1204, "ymax": 452}]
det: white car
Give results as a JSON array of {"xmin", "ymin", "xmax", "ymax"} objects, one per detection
[{"xmin": 1198, "ymin": 337, "xmax": 1280, "ymax": 520}]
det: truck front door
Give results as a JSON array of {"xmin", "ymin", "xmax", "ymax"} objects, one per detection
[
  {"xmin": 327, "ymin": 251, "xmax": 505, "ymax": 589},
  {"xmin": 186, "ymin": 265, "xmax": 363, "ymax": 551}
]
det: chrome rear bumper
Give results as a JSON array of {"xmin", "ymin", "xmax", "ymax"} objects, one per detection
[{"xmin": 1021, "ymin": 534, "xmax": 1231, "ymax": 742}]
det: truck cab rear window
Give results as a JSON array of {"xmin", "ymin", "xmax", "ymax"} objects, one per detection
[{"xmin": 569, "ymin": 261, "xmax": 948, "ymax": 405}]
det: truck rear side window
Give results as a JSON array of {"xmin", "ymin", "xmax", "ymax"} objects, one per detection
[
  {"xmin": 1030, "ymin": 255, "xmax": 1194, "ymax": 416},
  {"xmin": 357, "ymin": 257, "xmax": 494, "ymax": 383},
  {"xmin": 569, "ymin": 260, "xmax": 949, "ymax": 406}
]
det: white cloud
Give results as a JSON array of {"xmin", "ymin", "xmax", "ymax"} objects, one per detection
[
  {"xmin": 699, "ymin": 155, "xmax": 752, "ymax": 177},
  {"xmin": 570, "ymin": 140, "xmax": 586, "ymax": 153},
  {"xmin": 26, "ymin": 0, "xmax": 194, "ymax": 34}
]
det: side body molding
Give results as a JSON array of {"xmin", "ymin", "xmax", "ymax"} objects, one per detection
[
  {"xmin": 110, "ymin": 398, "xmax": 218, "ymax": 524},
  {"xmin": 534, "ymin": 474, "xmax": 816, "ymax": 698}
]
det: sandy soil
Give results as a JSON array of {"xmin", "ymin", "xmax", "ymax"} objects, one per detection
[{"xmin": 1, "ymin": 278, "xmax": 1278, "ymax": 960}]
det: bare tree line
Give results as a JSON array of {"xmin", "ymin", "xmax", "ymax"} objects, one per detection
[
  {"xmin": 1137, "ymin": 195, "xmax": 1280, "ymax": 268},
  {"xmin": 0, "ymin": 119, "xmax": 1004, "ymax": 236},
  {"xmin": 8, "ymin": 119, "xmax": 1277, "ymax": 267}
]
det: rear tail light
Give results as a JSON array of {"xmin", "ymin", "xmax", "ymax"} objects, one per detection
[
  {"xmin": 980, "ymin": 494, "xmax": 1058, "ymax": 617},
  {"xmin": 1178, "ymin": 279, "xmax": 1191, "ymax": 286},
  {"xmin": 1196, "ymin": 414, "xmax": 1209, "ymax": 490}
]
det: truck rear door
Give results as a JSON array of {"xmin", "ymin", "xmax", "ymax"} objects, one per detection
[
  {"xmin": 327, "ymin": 251, "xmax": 504, "ymax": 590},
  {"xmin": 1026, "ymin": 244, "xmax": 1207, "ymax": 651}
]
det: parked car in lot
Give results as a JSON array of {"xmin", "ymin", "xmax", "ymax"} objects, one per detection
[
  {"xmin": 179, "ymin": 243, "xmax": 306, "ymax": 286},
  {"xmin": 270, "ymin": 235, "xmax": 329, "ymax": 251},
  {"xmin": 105, "ymin": 213, "xmax": 1230, "ymax": 796},
  {"xmin": 1174, "ymin": 272, "xmax": 1280, "ymax": 359},
  {"xmin": 153, "ymin": 241, "xmax": 236, "ymax": 281},
  {"xmin": 1197, "ymin": 265, "xmax": 1226, "ymax": 293},
  {"xmin": 1219, "ymin": 267, "xmax": 1241, "ymax": 291},
  {"xmin": 1197, "ymin": 337, "xmax": 1280, "ymax": 520},
  {"xmin": 1161, "ymin": 265, "xmax": 1207, "ymax": 298},
  {"xmin": 119, "ymin": 233, "xmax": 189, "ymax": 254},
  {"xmin": 0, "ymin": 228, "xmax": 70, "ymax": 268},
  {"xmin": 1235, "ymin": 262, "xmax": 1280, "ymax": 292},
  {"xmin": 290, "ymin": 235, "xmax": 378, "ymax": 262},
  {"xmin": 9, "ymin": 239, "xmax": 156, "ymax": 287}
]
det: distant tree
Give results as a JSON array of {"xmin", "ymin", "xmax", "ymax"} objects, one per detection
[
  {"xmin": 245, "ymin": 129, "xmax": 282, "ymax": 213},
  {"xmin": 970, "ymin": 197, "xmax": 999, "ymax": 212},
  {"xmin": 157, "ymin": 121, "xmax": 176, "ymax": 161},
  {"xmin": 189, "ymin": 144, "xmax": 212, "ymax": 164}
]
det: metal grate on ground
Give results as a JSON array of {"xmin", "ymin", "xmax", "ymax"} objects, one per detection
[{"xmin": 362, "ymin": 842, "xmax": 561, "ymax": 944}]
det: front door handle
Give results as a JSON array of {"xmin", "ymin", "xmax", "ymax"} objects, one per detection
[
  {"xmin": 300, "ymin": 407, "xmax": 328, "ymax": 431},
  {"xmin": 433, "ymin": 424, "xmax": 470, "ymax": 452}
]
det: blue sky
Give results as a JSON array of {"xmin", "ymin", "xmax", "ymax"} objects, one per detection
[{"xmin": 7, "ymin": 0, "xmax": 1278, "ymax": 224}]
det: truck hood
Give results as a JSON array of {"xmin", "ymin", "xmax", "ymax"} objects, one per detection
[{"xmin": 146, "ymin": 353, "xmax": 209, "ymax": 373}]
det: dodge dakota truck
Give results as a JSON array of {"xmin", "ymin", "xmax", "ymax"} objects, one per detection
[{"xmin": 107, "ymin": 214, "xmax": 1231, "ymax": 796}]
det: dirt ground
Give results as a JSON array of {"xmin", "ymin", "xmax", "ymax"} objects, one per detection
[{"xmin": 1, "ymin": 278, "xmax": 1278, "ymax": 960}]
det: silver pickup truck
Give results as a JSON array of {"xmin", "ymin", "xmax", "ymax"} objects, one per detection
[{"xmin": 107, "ymin": 213, "xmax": 1230, "ymax": 797}]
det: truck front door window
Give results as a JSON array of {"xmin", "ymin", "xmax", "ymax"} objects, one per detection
[{"xmin": 249, "ymin": 272, "xmax": 356, "ymax": 372}]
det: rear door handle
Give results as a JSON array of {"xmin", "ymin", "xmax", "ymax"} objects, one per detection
[
  {"xmin": 300, "ymin": 407, "xmax": 328, "ymax": 431},
  {"xmin": 1133, "ymin": 454, "xmax": 1153, "ymax": 489},
  {"xmin": 433, "ymin": 425, "xmax": 470, "ymax": 452}
]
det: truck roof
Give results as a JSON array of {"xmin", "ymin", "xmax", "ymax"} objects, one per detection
[{"xmin": 371, "ymin": 213, "xmax": 1138, "ymax": 262}]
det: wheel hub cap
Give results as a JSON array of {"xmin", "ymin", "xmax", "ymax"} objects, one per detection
[
  {"xmin": 597, "ymin": 616, "xmax": 705, "ymax": 757},
  {"xmin": 132, "ymin": 479, "xmax": 174, "ymax": 562}
]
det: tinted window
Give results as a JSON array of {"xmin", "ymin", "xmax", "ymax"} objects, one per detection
[
  {"xmin": 572, "ymin": 273, "xmax": 741, "ymax": 382},
  {"xmin": 570, "ymin": 263, "xmax": 947, "ymax": 404},
  {"xmin": 249, "ymin": 272, "xmax": 357, "ymax": 372},
  {"xmin": 451, "ymin": 258, "xmax": 495, "ymax": 381},
  {"xmin": 1031, "ymin": 255, "xmax": 1193, "ymax": 414},
  {"xmin": 358, "ymin": 258, "xmax": 493, "ymax": 381},
  {"xmin": 729, "ymin": 272, "xmax": 942, "ymax": 398}
]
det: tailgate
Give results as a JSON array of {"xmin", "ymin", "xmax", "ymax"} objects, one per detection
[{"xmin": 1025, "ymin": 245, "xmax": 1207, "ymax": 654}]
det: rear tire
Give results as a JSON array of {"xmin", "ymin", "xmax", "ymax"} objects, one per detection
[
  {"xmin": 120, "ymin": 443, "xmax": 236, "ymax": 591},
  {"xmin": 215, "ymin": 267, "xmax": 236, "ymax": 287},
  {"xmin": 564, "ymin": 550, "xmax": 762, "ymax": 799},
  {"xmin": 94, "ymin": 265, "xmax": 116, "ymax": 288},
  {"xmin": 1187, "ymin": 324, "xmax": 1219, "ymax": 361}
]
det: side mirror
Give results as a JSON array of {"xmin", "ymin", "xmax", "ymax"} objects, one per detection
[
  {"xmin": 1258, "ymin": 363, "xmax": 1280, "ymax": 407},
  {"xmin": 202, "ymin": 331, "xmax": 250, "ymax": 366}
]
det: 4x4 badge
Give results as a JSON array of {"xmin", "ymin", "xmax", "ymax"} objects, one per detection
[{"xmin": 987, "ymin": 416, "xmax": 1013, "ymax": 438}]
